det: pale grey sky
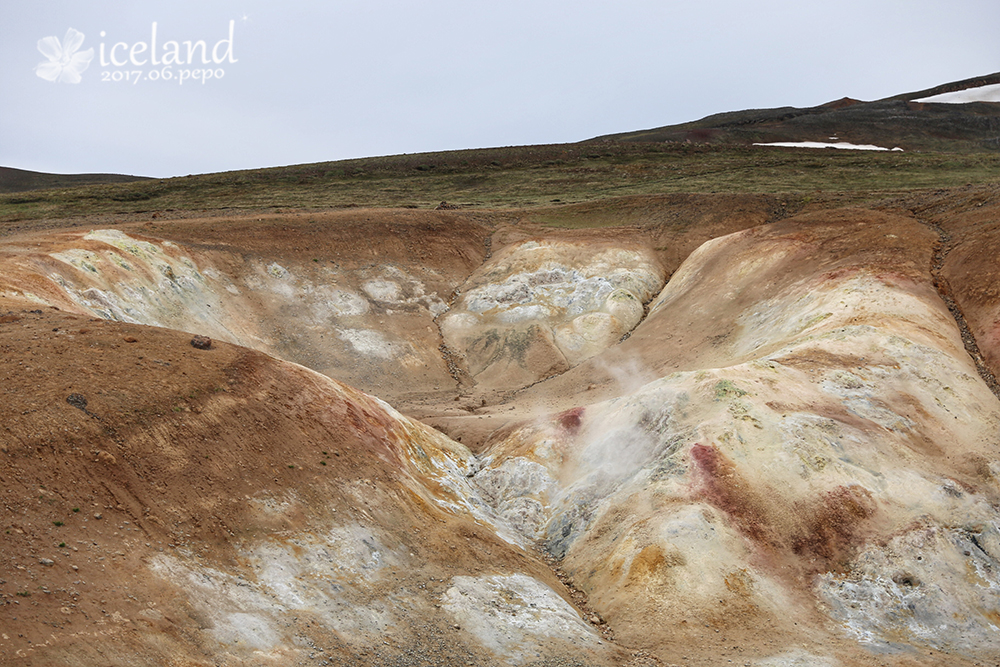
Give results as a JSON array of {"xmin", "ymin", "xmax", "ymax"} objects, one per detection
[{"xmin": 1, "ymin": 1, "xmax": 997, "ymax": 177}]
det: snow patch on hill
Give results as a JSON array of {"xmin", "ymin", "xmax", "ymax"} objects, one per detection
[
  {"xmin": 754, "ymin": 141, "xmax": 903, "ymax": 151},
  {"xmin": 915, "ymin": 83, "xmax": 1000, "ymax": 104}
]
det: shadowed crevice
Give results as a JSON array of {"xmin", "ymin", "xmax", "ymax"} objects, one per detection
[{"xmin": 915, "ymin": 213, "xmax": 1000, "ymax": 400}]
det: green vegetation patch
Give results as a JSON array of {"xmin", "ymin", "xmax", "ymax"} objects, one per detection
[
  {"xmin": 2, "ymin": 142, "xmax": 999, "ymax": 223},
  {"xmin": 714, "ymin": 379, "xmax": 749, "ymax": 400}
]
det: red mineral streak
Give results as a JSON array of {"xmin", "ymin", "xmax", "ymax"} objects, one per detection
[
  {"xmin": 790, "ymin": 485, "xmax": 876, "ymax": 570},
  {"xmin": 691, "ymin": 444, "xmax": 877, "ymax": 571},
  {"xmin": 557, "ymin": 407, "xmax": 584, "ymax": 434},
  {"xmin": 689, "ymin": 443, "xmax": 772, "ymax": 544}
]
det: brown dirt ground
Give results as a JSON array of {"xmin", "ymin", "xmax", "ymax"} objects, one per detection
[{"xmin": 0, "ymin": 308, "xmax": 629, "ymax": 666}]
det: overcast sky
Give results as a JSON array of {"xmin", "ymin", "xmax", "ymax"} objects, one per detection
[{"xmin": 1, "ymin": 1, "xmax": 997, "ymax": 178}]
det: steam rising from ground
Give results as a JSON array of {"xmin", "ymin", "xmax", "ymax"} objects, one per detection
[
  {"xmin": 470, "ymin": 221, "xmax": 1000, "ymax": 659},
  {"xmin": 4, "ymin": 210, "xmax": 1000, "ymax": 665}
]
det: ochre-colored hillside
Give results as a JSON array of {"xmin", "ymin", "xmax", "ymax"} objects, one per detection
[{"xmin": 2, "ymin": 183, "xmax": 1000, "ymax": 666}]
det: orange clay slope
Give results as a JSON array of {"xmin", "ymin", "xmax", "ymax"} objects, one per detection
[{"xmin": 1, "ymin": 185, "xmax": 1000, "ymax": 666}]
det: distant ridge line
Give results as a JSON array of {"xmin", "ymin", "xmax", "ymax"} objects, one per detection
[
  {"xmin": 881, "ymin": 71, "xmax": 1000, "ymax": 102},
  {"xmin": 585, "ymin": 70, "xmax": 1000, "ymax": 151},
  {"xmin": 0, "ymin": 166, "xmax": 150, "ymax": 194}
]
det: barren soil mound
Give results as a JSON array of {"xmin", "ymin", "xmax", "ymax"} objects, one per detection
[{"xmin": 2, "ymin": 185, "xmax": 1000, "ymax": 666}]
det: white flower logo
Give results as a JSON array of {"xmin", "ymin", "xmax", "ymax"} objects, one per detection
[{"xmin": 35, "ymin": 28, "xmax": 94, "ymax": 84}]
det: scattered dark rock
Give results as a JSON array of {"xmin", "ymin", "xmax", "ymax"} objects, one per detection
[
  {"xmin": 190, "ymin": 335, "xmax": 212, "ymax": 350},
  {"xmin": 436, "ymin": 201, "xmax": 460, "ymax": 210},
  {"xmin": 66, "ymin": 394, "xmax": 88, "ymax": 411}
]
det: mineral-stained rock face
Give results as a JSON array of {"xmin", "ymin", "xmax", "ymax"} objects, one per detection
[
  {"xmin": 0, "ymin": 313, "xmax": 623, "ymax": 666},
  {"xmin": 0, "ymin": 212, "xmax": 489, "ymax": 408},
  {"xmin": 440, "ymin": 239, "xmax": 666, "ymax": 392},
  {"xmin": 3, "ymin": 191, "xmax": 1000, "ymax": 666},
  {"xmin": 471, "ymin": 209, "xmax": 1000, "ymax": 662}
]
